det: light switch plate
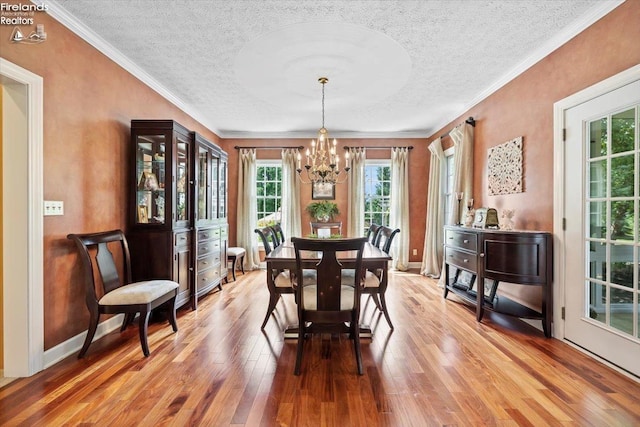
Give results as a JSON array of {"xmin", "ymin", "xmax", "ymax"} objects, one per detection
[{"xmin": 44, "ymin": 200, "xmax": 64, "ymax": 216}]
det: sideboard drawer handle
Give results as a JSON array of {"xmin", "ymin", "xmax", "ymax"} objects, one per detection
[
  {"xmin": 463, "ymin": 239, "xmax": 469, "ymax": 243},
  {"xmin": 463, "ymin": 259, "xmax": 468, "ymax": 263}
]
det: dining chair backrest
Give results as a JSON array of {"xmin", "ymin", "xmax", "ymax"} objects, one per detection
[
  {"xmin": 269, "ymin": 223, "xmax": 285, "ymax": 247},
  {"xmin": 374, "ymin": 226, "xmax": 401, "ymax": 254},
  {"xmin": 254, "ymin": 227, "xmax": 277, "ymax": 255},
  {"xmin": 290, "ymin": 236, "xmax": 368, "ymax": 375},
  {"xmin": 366, "ymin": 224, "xmax": 382, "ymax": 244}
]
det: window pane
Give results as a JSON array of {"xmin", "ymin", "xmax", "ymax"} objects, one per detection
[
  {"xmin": 610, "ymin": 245, "xmax": 634, "ymax": 289},
  {"xmin": 364, "ymin": 163, "xmax": 392, "ymax": 233},
  {"xmin": 589, "ymin": 201, "xmax": 606, "ymax": 238},
  {"xmin": 256, "ymin": 163, "xmax": 283, "ymax": 228},
  {"xmin": 588, "ymin": 242, "xmax": 606, "ymax": 281}
]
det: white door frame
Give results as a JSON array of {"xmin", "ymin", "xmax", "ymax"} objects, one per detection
[
  {"xmin": 553, "ymin": 64, "xmax": 640, "ymax": 341},
  {"xmin": 0, "ymin": 57, "xmax": 44, "ymax": 377}
]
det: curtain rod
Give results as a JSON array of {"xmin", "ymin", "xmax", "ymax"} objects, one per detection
[
  {"xmin": 234, "ymin": 146, "xmax": 303, "ymax": 150},
  {"xmin": 342, "ymin": 146, "xmax": 413, "ymax": 150},
  {"xmin": 439, "ymin": 116, "xmax": 476, "ymax": 140}
]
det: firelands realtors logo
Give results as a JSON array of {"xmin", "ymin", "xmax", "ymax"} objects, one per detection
[{"xmin": 1, "ymin": 2, "xmax": 48, "ymax": 44}]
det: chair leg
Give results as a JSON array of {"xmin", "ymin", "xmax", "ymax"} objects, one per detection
[
  {"xmin": 294, "ymin": 320, "xmax": 305, "ymax": 375},
  {"xmin": 121, "ymin": 313, "xmax": 135, "ymax": 332},
  {"xmin": 239, "ymin": 254, "xmax": 245, "ymax": 274},
  {"xmin": 379, "ymin": 292, "xmax": 394, "ymax": 330},
  {"xmin": 231, "ymin": 256, "xmax": 238, "ymax": 281},
  {"xmin": 260, "ymin": 293, "xmax": 280, "ymax": 329},
  {"xmin": 167, "ymin": 297, "xmax": 178, "ymax": 333},
  {"xmin": 352, "ymin": 311, "xmax": 363, "ymax": 375},
  {"xmin": 78, "ymin": 311, "xmax": 100, "ymax": 359},
  {"xmin": 138, "ymin": 310, "xmax": 152, "ymax": 357}
]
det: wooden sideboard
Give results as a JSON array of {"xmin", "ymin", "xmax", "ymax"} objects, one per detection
[{"xmin": 443, "ymin": 225, "xmax": 553, "ymax": 337}]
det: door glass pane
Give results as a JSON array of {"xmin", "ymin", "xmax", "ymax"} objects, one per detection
[
  {"xmin": 589, "ymin": 201, "xmax": 606, "ymax": 238},
  {"xmin": 610, "ymin": 244, "xmax": 634, "ymax": 288},
  {"xmin": 589, "ymin": 117, "xmax": 607, "ymax": 158},
  {"xmin": 610, "ymin": 200, "xmax": 634, "ymax": 241},
  {"xmin": 610, "ymin": 288, "xmax": 633, "ymax": 335},
  {"xmin": 611, "ymin": 108, "xmax": 635, "ymax": 154},
  {"xmin": 588, "ymin": 242, "xmax": 606, "ymax": 281},
  {"xmin": 212, "ymin": 156, "xmax": 219, "ymax": 219},
  {"xmin": 136, "ymin": 134, "xmax": 165, "ymax": 224},
  {"xmin": 589, "ymin": 160, "xmax": 607, "ymax": 198},
  {"xmin": 610, "ymin": 155, "xmax": 634, "ymax": 197},
  {"xmin": 588, "ymin": 281, "xmax": 606, "ymax": 325}
]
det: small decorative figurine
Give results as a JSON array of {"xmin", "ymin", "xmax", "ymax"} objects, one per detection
[{"xmin": 501, "ymin": 209, "xmax": 515, "ymax": 231}]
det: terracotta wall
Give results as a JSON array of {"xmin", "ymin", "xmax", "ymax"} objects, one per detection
[
  {"xmin": 222, "ymin": 137, "xmax": 428, "ymax": 259},
  {"xmin": 431, "ymin": 0, "xmax": 640, "ymax": 232},
  {"xmin": 0, "ymin": 4, "xmax": 222, "ymax": 349}
]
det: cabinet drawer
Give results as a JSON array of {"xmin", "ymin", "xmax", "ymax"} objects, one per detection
[
  {"xmin": 197, "ymin": 253, "xmax": 221, "ymax": 272},
  {"xmin": 445, "ymin": 229, "xmax": 477, "ymax": 252},
  {"xmin": 198, "ymin": 227, "xmax": 220, "ymax": 241},
  {"xmin": 197, "ymin": 267, "xmax": 220, "ymax": 287},
  {"xmin": 197, "ymin": 239, "xmax": 221, "ymax": 255},
  {"xmin": 174, "ymin": 231, "xmax": 191, "ymax": 248},
  {"xmin": 445, "ymin": 247, "xmax": 478, "ymax": 272}
]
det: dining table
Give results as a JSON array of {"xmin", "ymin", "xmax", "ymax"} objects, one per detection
[{"xmin": 265, "ymin": 239, "xmax": 392, "ymax": 338}]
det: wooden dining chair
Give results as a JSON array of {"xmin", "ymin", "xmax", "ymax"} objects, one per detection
[
  {"xmin": 67, "ymin": 229, "xmax": 179, "ymax": 358},
  {"xmin": 365, "ymin": 223, "xmax": 382, "ymax": 244},
  {"xmin": 269, "ymin": 223, "xmax": 285, "ymax": 248},
  {"xmin": 291, "ymin": 237, "xmax": 368, "ymax": 375},
  {"xmin": 364, "ymin": 226, "xmax": 400, "ymax": 329},
  {"xmin": 255, "ymin": 227, "xmax": 307, "ymax": 329}
]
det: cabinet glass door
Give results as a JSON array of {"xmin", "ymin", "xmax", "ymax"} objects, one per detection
[
  {"xmin": 136, "ymin": 134, "xmax": 166, "ymax": 224},
  {"xmin": 176, "ymin": 137, "xmax": 190, "ymax": 224},
  {"xmin": 197, "ymin": 146, "xmax": 209, "ymax": 222},
  {"xmin": 219, "ymin": 158, "xmax": 227, "ymax": 219},
  {"xmin": 212, "ymin": 154, "xmax": 219, "ymax": 219}
]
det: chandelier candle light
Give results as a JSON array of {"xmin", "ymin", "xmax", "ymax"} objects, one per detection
[{"xmin": 297, "ymin": 77, "xmax": 351, "ymax": 185}]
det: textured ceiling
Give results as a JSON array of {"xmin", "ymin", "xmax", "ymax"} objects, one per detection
[{"xmin": 48, "ymin": 0, "xmax": 619, "ymax": 138}]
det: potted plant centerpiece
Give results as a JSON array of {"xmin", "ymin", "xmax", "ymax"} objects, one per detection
[{"xmin": 305, "ymin": 201, "xmax": 339, "ymax": 223}]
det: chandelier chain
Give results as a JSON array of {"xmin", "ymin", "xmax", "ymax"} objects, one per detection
[{"xmin": 321, "ymin": 80, "xmax": 325, "ymax": 129}]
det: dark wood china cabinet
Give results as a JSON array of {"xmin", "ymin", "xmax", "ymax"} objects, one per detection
[{"xmin": 127, "ymin": 120, "xmax": 228, "ymax": 310}]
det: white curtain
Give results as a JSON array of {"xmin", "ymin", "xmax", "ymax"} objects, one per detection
[
  {"xmin": 448, "ymin": 123, "xmax": 474, "ymax": 225},
  {"xmin": 347, "ymin": 148, "xmax": 366, "ymax": 237},
  {"xmin": 281, "ymin": 149, "xmax": 302, "ymax": 239},
  {"xmin": 421, "ymin": 138, "xmax": 445, "ymax": 277},
  {"xmin": 236, "ymin": 149, "xmax": 261, "ymax": 270},
  {"xmin": 390, "ymin": 147, "xmax": 410, "ymax": 271}
]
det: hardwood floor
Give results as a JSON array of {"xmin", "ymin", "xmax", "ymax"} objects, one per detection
[{"xmin": 1, "ymin": 270, "xmax": 639, "ymax": 426}]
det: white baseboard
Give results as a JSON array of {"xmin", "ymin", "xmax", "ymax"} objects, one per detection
[{"xmin": 43, "ymin": 314, "xmax": 124, "ymax": 369}]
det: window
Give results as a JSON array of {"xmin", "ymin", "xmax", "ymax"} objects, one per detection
[
  {"xmin": 364, "ymin": 160, "xmax": 391, "ymax": 233},
  {"xmin": 256, "ymin": 161, "xmax": 282, "ymax": 227},
  {"xmin": 443, "ymin": 147, "xmax": 455, "ymax": 224}
]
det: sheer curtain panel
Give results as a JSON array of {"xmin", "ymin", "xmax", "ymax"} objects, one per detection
[
  {"xmin": 421, "ymin": 138, "xmax": 444, "ymax": 277},
  {"xmin": 236, "ymin": 149, "xmax": 261, "ymax": 270},
  {"xmin": 390, "ymin": 147, "xmax": 409, "ymax": 271},
  {"xmin": 448, "ymin": 123, "xmax": 474, "ymax": 225},
  {"xmin": 347, "ymin": 148, "xmax": 366, "ymax": 237},
  {"xmin": 281, "ymin": 149, "xmax": 302, "ymax": 239}
]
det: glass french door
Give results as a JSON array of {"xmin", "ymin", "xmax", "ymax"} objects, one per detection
[{"xmin": 564, "ymin": 79, "xmax": 640, "ymax": 376}]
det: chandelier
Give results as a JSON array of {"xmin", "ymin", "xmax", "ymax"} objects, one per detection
[{"xmin": 296, "ymin": 77, "xmax": 350, "ymax": 185}]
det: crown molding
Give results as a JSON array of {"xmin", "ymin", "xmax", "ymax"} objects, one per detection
[
  {"xmin": 425, "ymin": 0, "xmax": 625, "ymax": 137},
  {"xmin": 39, "ymin": 0, "xmax": 222, "ymax": 137},
  {"xmin": 219, "ymin": 130, "xmax": 428, "ymax": 140}
]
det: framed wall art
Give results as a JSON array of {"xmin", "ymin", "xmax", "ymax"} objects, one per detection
[
  {"xmin": 487, "ymin": 136, "xmax": 523, "ymax": 195},
  {"xmin": 311, "ymin": 182, "xmax": 335, "ymax": 200}
]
